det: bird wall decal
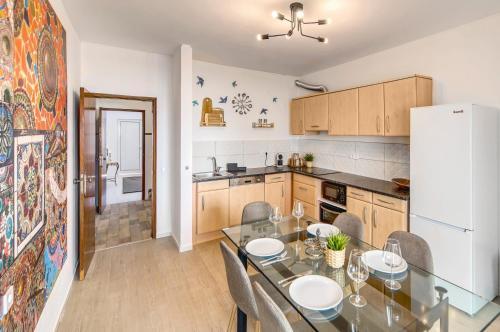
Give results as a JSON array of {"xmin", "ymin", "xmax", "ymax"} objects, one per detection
[
  {"xmin": 196, "ymin": 76, "xmax": 204, "ymax": 87},
  {"xmin": 192, "ymin": 100, "xmax": 199, "ymax": 107},
  {"xmin": 273, "ymin": 97, "xmax": 278, "ymax": 102},
  {"xmin": 219, "ymin": 96, "xmax": 228, "ymax": 103},
  {"xmin": 260, "ymin": 108, "xmax": 268, "ymax": 115},
  {"xmin": 232, "ymin": 81, "xmax": 238, "ymax": 88}
]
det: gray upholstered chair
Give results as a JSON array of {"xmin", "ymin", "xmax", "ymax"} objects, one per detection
[
  {"xmin": 242, "ymin": 201, "xmax": 273, "ymax": 225},
  {"xmin": 220, "ymin": 241, "xmax": 260, "ymax": 331},
  {"xmin": 334, "ymin": 212, "xmax": 364, "ymax": 240},
  {"xmin": 388, "ymin": 231, "xmax": 434, "ymax": 273},
  {"xmin": 253, "ymin": 282, "xmax": 294, "ymax": 332}
]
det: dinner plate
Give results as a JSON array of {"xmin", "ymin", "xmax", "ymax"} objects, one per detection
[
  {"xmin": 289, "ymin": 275, "xmax": 343, "ymax": 311},
  {"xmin": 302, "ymin": 301, "xmax": 343, "ymax": 322},
  {"xmin": 362, "ymin": 250, "xmax": 408, "ymax": 274},
  {"xmin": 307, "ymin": 223, "xmax": 339, "ymax": 238},
  {"xmin": 245, "ymin": 238, "xmax": 284, "ymax": 257}
]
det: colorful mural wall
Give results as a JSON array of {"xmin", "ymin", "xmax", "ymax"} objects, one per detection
[{"xmin": 0, "ymin": 0, "xmax": 67, "ymax": 330}]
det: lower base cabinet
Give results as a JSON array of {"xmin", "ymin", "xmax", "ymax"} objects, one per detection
[
  {"xmin": 346, "ymin": 197, "xmax": 372, "ymax": 244},
  {"xmin": 372, "ymin": 204, "xmax": 407, "ymax": 249},
  {"xmin": 229, "ymin": 183, "xmax": 265, "ymax": 226},
  {"xmin": 265, "ymin": 181, "xmax": 285, "ymax": 212},
  {"xmin": 197, "ymin": 189, "xmax": 229, "ymax": 234}
]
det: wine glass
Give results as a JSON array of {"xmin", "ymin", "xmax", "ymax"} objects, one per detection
[
  {"xmin": 347, "ymin": 249, "xmax": 369, "ymax": 307},
  {"xmin": 268, "ymin": 206, "xmax": 283, "ymax": 238},
  {"xmin": 383, "ymin": 238, "xmax": 403, "ymax": 291},
  {"xmin": 292, "ymin": 200, "xmax": 304, "ymax": 231}
]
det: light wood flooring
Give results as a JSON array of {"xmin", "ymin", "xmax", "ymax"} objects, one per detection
[
  {"xmin": 95, "ymin": 200, "xmax": 151, "ymax": 250},
  {"xmin": 57, "ymin": 237, "xmax": 500, "ymax": 332}
]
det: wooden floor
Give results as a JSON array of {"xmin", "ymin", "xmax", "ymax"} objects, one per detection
[
  {"xmin": 57, "ymin": 237, "xmax": 500, "ymax": 332},
  {"xmin": 95, "ymin": 200, "xmax": 151, "ymax": 250}
]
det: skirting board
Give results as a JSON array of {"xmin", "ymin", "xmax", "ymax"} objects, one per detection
[{"xmin": 171, "ymin": 233, "xmax": 193, "ymax": 252}]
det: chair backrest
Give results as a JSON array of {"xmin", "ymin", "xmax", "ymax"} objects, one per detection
[
  {"xmin": 242, "ymin": 201, "xmax": 273, "ymax": 225},
  {"xmin": 334, "ymin": 212, "xmax": 364, "ymax": 240},
  {"xmin": 388, "ymin": 231, "xmax": 434, "ymax": 273},
  {"xmin": 219, "ymin": 241, "xmax": 259, "ymax": 320},
  {"xmin": 253, "ymin": 282, "xmax": 293, "ymax": 332}
]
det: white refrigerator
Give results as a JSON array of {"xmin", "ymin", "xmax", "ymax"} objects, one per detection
[{"xmin": 410, "ymin": 104, "xmax": 498, "ymax": 314}]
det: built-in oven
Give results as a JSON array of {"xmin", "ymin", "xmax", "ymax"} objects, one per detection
[
  {"xmin": 321, "ymin": 181, "xmax": 346, "ymax": 206},
  {"xmin": 319, "ymin": 202, "xmax": 346, "ymax": 224}
]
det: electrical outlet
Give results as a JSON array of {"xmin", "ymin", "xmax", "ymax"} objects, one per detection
[{"xmin": 1, "ymin": 285, "xmax": 13, "ymax": 318}]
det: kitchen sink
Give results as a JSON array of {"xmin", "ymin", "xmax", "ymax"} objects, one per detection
[{"xmin": 192, "ymin": 171, "xmax": 231, "ymax": 180}]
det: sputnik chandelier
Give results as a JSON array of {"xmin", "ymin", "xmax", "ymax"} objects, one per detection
[{"xmin": 257, "ymin": 2, "xmax": 330, "ymax": 43}]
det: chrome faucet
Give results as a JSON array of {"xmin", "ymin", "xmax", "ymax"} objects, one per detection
[{"xmin": 208, "ymin": 156, "xmax": 221, "ymax": 173}]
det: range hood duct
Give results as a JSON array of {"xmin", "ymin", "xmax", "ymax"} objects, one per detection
[{"xmin": 295, "ymin": 80, "xmax": 328, "ymax": 92}]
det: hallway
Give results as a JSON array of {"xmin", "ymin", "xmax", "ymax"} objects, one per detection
[{"xmin": 95, "ymin": 200, "xmax": 152, "ymax": 250}]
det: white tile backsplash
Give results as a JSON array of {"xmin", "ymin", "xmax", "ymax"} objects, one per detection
[
  {"xmin": 356, "ymin": 142, "xmax": 385, "ymax": 161},
  {"xmin": 193, "ymin": 138, "xmax": 411, "ymax": 182}
]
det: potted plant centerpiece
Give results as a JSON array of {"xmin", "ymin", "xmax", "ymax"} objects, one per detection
[
  {"xmin": 325, "ymin": 232, "xmax": 350, "ymax": 268},
  {"xmin": 304, "ymin": 153, "xmax": 314, "ymax": 168}
]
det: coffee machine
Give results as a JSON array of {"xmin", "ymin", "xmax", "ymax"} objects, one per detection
[{"xmin": 275, "ymin": 153, "xmax": 284, "ymax": 168}]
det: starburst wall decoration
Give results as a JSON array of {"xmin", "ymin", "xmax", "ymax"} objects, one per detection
[{"xmin": 232, "ymin": 93, "xmax": 253, "ymax": 115}]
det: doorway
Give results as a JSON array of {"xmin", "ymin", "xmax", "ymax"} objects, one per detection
[{"xmin": 78, "ymin": 90, "xmax": 157, "ymax": 280}]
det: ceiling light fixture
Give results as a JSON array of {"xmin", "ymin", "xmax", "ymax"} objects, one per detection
[{"xmin": 257, "ymin": 2, "xmax": 330, "ymax": 43}]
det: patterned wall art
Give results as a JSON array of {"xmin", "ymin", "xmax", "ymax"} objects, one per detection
[
  {"xmin": 14, "ymin": 135, "xmax": 44, "ymax": 257},
  {"xmin": 0, "ymin": 0, "xmax": 67, "ymax": 330},
  {"xmin": 232, "ymin": 92, "xmax": 253, "ymax": 115}
]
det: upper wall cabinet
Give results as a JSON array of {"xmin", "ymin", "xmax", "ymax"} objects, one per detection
[
  {"xmin": 358, "ymin": 84, "xmax": 384, "ymax": 136},
  {"xmin": 290, "ymin": 99, "xmax": 305, "ymax": 135},
  {"xmin": 291, "ymin": 75, "xmax": 432, "ymax": 137},
  {"xmin": 384, "ymin": 77, "xmax": 432, "ymax": 136},
  {"xmin": 328, "ymin": 88, "xmax": 358, "ymax": 136},
  {"xmin": 304, "ymin": 94, "xmax": 329, "ymax": 131}
]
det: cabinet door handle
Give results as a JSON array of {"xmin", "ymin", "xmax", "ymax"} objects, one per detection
[
  {"xmin": 350, "ymin": 192, "xmax": 363, "ymax": 197},
  {"xmin": 299, "ymin": 186, "xmax": 307, "ymax": 191},
  {"xmin": 281, "ymin": 184, "xmax": 284, "ymax": 197},
  {"xmin": 377, "ymin": 199, "xmax": 394, "ymax": 205},
  {"xmin": 202, "ymin": 196, "xmax": 205, "ymax": 211},
  {"xmin": 311, "ymin": 125, "xmax": 320, "ymax": 128},
  {"xmin": 373, "ymin": 209, "xmax": 377, "ymax": 228},
  {"xmin": 363, "ymin": 207, "xmax": 368, "ymax": 224},
  {"xmin": 386, "ymin": 115, "xmax": 390, "ymax": 133},
  {"xmin": 376, "ymin": 115, "xmax": 381, "ymax": 133}
]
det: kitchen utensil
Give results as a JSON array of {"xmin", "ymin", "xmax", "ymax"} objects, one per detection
[
  {"xmin": 259, "ymin": 251, "xmax": 287, "ymax": 264},
  {"xmin": 262, "ymin": 257, "xmax": 291, "ymax": 267}
]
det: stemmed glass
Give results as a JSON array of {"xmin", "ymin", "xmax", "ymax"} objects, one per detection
[
  {"xmin": 383, "ymin": 238, "xmax": 403, "ymax": 291},
  {"xmin": 268, "ymin": 206, "xmax": 283, "ymax": 238},
  {"xmin": 347, "ymin": 249, "xmax": 369, "ymax": 308},
  {"xmin": 292, "ymin": 200, "xmax": 304, "ymax": 232}
]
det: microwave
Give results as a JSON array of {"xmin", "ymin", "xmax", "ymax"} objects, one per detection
[{"xmin": 321, "ymin": 181, "xmax": 346, "ymax": 206}]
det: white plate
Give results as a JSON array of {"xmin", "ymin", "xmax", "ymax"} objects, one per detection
[
  {"xmin": 362, "ymin": 250, "xmax": 408, "ymax": 274},
  {"xmin": 245, "ymin": 238, "xmax": 284, "ymax": 257},
  {"xmin": 307, "ymin": 224, "xmax": 339, "ymax": 238},
  {"xmin": 289, "ymin": 275, "xmax": 343, "ymax": 311}
]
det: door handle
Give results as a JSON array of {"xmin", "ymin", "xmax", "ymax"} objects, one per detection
[
  {"xmin": 74, "ymin": 174, "xmax": 87, "ymax": 195},
  {"xmin": 281, "ymin": 185, "xmax": 284, "ymax": 198},
  {"xmin": 202, "ymin": 196, "xmax": 205, "ymax": 211},
  {"xmin": 385, "ymin": 115, "xmax": 390, "ymax": 133},
  {"xmin": 373, "ymin": 209, "xmax": 377, "ymax": 228},
  {"xmin": 376, "ymin": 115, "xmax": 381, "ymax": 133},
  {"xmin": 363, "ymin": 207, "xmax": 368, "ymax": 224}
]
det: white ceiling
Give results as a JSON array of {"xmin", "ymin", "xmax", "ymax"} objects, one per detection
[{"xmin": 63, "ymin": 0, "xmax": 500, "ymax": 76}]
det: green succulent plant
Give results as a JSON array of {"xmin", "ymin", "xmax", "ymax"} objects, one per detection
[
  {"xmin": 304, "ymin": 153, "xmax": 314, "ymax": 162},
  {"xmin": 326, "ymin": 232, "xmax": 350, "ymax": 251}
]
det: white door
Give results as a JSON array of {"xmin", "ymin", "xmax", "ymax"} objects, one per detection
[{"xmin": 410, "ymin": 104, "xmax": 472, "ymax": 230}]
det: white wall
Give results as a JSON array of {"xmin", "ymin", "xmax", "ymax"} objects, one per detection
[
  {"xmin": 171, "ymin": 45, "xmax": 193, "ymax": 252},
  {"xmin": 35, "ymin": 1, "xmax": 80, "ymax": 331},
  {"xmin": 80, "ymin": 42, "xmax": 173, "ymax": 238},
  {"xmin": 192, "ymin": 61, "xmax": 298, "ymax": 141}
]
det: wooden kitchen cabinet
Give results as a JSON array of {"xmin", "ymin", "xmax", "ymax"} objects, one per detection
[
  {"xmin": 328, "ymin": 89, "xmax": 358, "ymax": 136},
  {"xmin": 372, "ymin": 205, "xmax": 407, "ymax": 249},
  {"xmin": 358, "ymin": 84, "xmax": 384, "ymax": 136},
  {"xmin": 290, "ymin": 99, "xmax": 305, "ymax": 135},
  {"xmin": 384, "ymin": 76, "xmax": 432, "ymax": 136},
  {"xmin": 304, "ymin": 94, "xmax": 329, "ymax": 131},
  {"xmin": 196, "ymin": 188, "xmax": 229, "ymax": 234},
  {"xmin": 265, "ymin": 181, "xmax": 285, "ymax": 212},
  {"xmin": 347, "ymin": 197, "xmax": 373, "ymax": 244},
  {"xmin": 229, "ymin": 183, "xmax": 265, "ymax": 226}
]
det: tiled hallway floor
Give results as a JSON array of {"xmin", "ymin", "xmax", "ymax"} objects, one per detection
[{"xmin": 95, "ymin": 200, "xmax": 151, "ymax": 250}]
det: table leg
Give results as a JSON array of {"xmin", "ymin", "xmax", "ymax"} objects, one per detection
[{"xmin": 237, "ymin": 248, "xmax": 248, "ymax": 332}]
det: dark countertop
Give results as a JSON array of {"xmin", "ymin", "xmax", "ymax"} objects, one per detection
[{"xmin": 193, "ymin": 166, "xmax": 410, "ymax": 200}]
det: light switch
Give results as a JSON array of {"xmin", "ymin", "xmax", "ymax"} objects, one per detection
[{"xmin": 1, "ymin": 285, "xmax": 14, "ymax": 318}]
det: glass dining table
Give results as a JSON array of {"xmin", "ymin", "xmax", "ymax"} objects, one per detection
[{"xmin": 222, "ymin": 216, "xmax": 500, "ymax": 332}]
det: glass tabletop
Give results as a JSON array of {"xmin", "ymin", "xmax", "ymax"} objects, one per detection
[{"xmin": 223, "ymin": 216, "xmax": 500, "ymax": 332}]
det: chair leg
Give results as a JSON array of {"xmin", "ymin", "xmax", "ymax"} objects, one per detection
[{"xmin": 227, "ymin": 304, "xmax": 237, "ymax": 332}]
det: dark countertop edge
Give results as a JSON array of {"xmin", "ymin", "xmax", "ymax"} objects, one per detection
[{"xmin": 193, "ymin": 167, "xmax": 410, "ymax": 201}]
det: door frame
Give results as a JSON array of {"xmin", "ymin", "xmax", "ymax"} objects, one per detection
[
  {"xmin": 100, "ymin": 108, "xmax": 147, "ymax": 200},
  {"xmin": 81, "ymin": 91, "xmax": 158, "ymax": 239}
]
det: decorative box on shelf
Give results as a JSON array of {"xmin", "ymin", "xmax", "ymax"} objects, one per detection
[
  {"xmin": 200, "ymin": 97, "xmax": 226, "ymax": 127},
  {"xmin": 252, "ymin": 118, "xmax": 274, "ymax": 128}
]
